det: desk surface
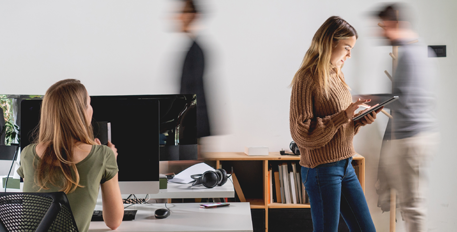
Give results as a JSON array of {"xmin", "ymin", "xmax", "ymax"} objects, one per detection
[{"xmin": 89, "ymin": 202, "xmax": 253, "ymax": 232}]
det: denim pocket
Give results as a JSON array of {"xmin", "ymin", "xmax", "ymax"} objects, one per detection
[{"xmin": 301, "ymin": 166, "xmax": 309, "ymax": 185}]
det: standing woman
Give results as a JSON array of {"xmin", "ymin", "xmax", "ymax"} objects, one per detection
[
  {"xmin": 290, "ymin": 16, "xmax": 379, "ymax": 231},
  {"xmin": 17, "ymin": 79, "xmax": 124, "ymax": 232}
]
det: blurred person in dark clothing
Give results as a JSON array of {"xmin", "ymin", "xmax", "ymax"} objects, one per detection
[
  {"xmin": 177, "ymin": 0, "xmax": 210, "ymax": 139},
  {"xmin": 375, "ymin": 4, "xmax": 439, "ymax": 232}
]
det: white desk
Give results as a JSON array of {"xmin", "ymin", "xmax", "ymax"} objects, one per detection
[{"xmin": 89, "ymin": 202, "xmax": 253, "ymax": 232}]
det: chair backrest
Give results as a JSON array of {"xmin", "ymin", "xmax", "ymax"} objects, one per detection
[
  {"xmin": 0, "ymin": 192, "xmax": 79, "ymax": 232},
  {"xmin": 0, "ymin": 107, "xmax": 5, "ymax": 146}
]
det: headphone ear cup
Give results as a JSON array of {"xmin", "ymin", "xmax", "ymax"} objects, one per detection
[
  {"xmin": 201, "ymin": 170, "xmax": 218, "ymax": 188},
  {"xmin": 217, "ymin": 169, "xmax": 228, "ymax": 186},
  {"xmin": 294, "ymin": 144, "xmax": 300, "ymax": 156},
  {"xmin": 214, "ymin": 169, "xmax": 223, "ymax": 185},
  {"xmin": 289, "ymin": 141, "xmax": 300, "ymax": 156}
]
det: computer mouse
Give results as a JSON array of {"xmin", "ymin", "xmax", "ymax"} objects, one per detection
[{"xmin": 154, "ymin": 208, "xmax": 170, "ymax": 219}]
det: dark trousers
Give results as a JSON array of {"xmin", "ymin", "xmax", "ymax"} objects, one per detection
[{"xmin": 301, "ymin": 157, "xmax": 376, "ymax": 232}]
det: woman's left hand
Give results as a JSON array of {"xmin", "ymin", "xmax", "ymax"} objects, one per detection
[{"xmin": 357, "ymin": 106, "xmax": 384, "ymax": 125}]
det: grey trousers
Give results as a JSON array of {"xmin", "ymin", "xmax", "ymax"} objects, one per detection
[{"xmin": 379, "ymin": 132, "xmax": 439, "ymax": 232}]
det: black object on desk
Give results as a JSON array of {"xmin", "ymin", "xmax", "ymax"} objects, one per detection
[
  {"xmin": 91, "ymin": 210, "xmax": 138, "ymax": 221},
  {"xmin": 154, "ymin": 208, "xmax": 170, "ymax": 219}
]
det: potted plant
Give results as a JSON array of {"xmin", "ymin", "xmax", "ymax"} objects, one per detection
[{"xmin": 0, "ymin": 95, "xmax": 20, "ymax": 160}]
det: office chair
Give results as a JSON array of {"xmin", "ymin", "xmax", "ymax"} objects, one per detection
[{"xmin": 0, "ymin": 192, "xmax": 79, "ymax": 232}]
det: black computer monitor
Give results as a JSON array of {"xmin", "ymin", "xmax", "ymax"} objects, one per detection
[
  {"xmin": 21, "ymin": 97, "xmax": 161, "ymax": 194},
  {"xmin": 21, "ymin": 94, "xmax": 198, "ymax": 161}
]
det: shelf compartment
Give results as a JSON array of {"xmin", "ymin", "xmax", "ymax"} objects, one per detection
[
  {"xmin": 268, "ymin": 203, "xmax": 310, "ymax": 208},
  {"xmin": 246, "ymin": 198, "xmax": 265, "ymax": 209}
]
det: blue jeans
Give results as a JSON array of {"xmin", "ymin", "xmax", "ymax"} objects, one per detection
[{"xmin": 301, "ymin": 157, "xmax": 376, "ymax": 232}]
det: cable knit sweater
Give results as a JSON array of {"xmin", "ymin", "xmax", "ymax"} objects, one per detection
[{"xmin": 290, "ymin": 72, "xmax": 364, "ymax": 168}]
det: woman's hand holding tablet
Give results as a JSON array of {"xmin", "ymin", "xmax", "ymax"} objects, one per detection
[
  {"xmin": 352, "ymin": 96, "xmax": 398, "ymax": 121},
  {"xmin": 354, "ymin": 105, "xmax": 384, "ymax": 125}
]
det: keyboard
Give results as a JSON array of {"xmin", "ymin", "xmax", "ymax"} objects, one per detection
[{"xmin": 91, "ymin": 210, "xmax": 138, "ymax": 221}]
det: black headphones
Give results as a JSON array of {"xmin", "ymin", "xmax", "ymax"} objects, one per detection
[
  {"xmin": 190, "ymin": 169, "xmax": 229, "ymax": 188},
  {"xmin": 280, "ymin": 141, "xmax": 300, "ymax": 156}
]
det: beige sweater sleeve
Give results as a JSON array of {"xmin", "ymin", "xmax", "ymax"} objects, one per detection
[
  {"xmin": 290, "ymin": 76, "xmax": 350, "ymax": 150},
  {"xmin": 353, "ymin": 120, "xmax": 364, "ymax": 135}
]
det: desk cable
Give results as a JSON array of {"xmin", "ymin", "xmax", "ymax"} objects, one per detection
[
  {"xmin": 123, "ymin": 194, "xmax": 150, "ymax": 209},
  {"xmin": 124, "ymin": 195, "xmax": 175, "ymax": 212}
]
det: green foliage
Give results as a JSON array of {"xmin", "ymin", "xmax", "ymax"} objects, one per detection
[{"xmin": 0, "ymin": 95, "xmax": 20, "ymax": 145}]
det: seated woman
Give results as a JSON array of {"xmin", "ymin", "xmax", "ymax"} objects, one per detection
[{"xmin": 17, "ymin": 79, "xmax": 124, "ymax": 231}]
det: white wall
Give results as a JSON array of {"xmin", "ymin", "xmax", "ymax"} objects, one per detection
[{"xmin": 0, "ymin": 0, "xmax": 456, "ymax": 231}]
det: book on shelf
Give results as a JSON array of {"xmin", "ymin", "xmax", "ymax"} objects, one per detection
[
  {"xmin": 296, "ymin": 172, "xmax": 302, "ymax": 204},
  {"xmin": 278, "ymin": 164, "xmax": 285, "ymax": 203},
  {"xmin": 274, "ymin": 171, "xmax": 281, "ymax": 203},
  {"xmin": 270, "ymin": 167, "xmax": 277, "ymax": 203},
  {"xmin": 291, "ymin": 163, "xmax": 299, "ymax": 204},
  {"xmin": 289, "ymin": 172, "xmax": 297, "ymax": 204},
  {"xmin": 281, "ymin": 163, "xmax": 292, "ymax": 204}
]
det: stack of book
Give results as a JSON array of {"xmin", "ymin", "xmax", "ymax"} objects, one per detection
[{"xmin": 268, "ymin": 162, "xmax": 308, "ymax": 204}]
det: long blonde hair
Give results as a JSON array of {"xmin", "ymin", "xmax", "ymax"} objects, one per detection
[
  {"xmin": 35, "ymin": 79, "xmax": 95, "ymax": 194},
  {"xmin": 291, "ymin": 16, "xmax": 358, "ymax": 97}
]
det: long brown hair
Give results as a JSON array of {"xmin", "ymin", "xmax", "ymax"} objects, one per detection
[
  {"xmin": 291, "ymin": 16, "xmax": 358, "ymax": 97},
  {"xmin": 35, "ymin": 79, "xmax": 95, "ymax": 194}
]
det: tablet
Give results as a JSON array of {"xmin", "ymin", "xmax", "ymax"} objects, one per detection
[{"xmin": 352, "ymin": 96, "xmax": 398, "ymax": 121}]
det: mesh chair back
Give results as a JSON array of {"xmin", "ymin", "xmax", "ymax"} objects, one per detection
[{"xmin": 0, "ymin": 192, "xmax": 78, "ymax": 232}]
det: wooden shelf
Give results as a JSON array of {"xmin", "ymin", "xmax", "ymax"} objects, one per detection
[
  {"xmin": 203, "ymin": 152, "xmax": 365, "ymax": 232},
  {"xmin": 202, "ymin": 152, "xmax": 299, "ymax": 161},
  {"xmin": 202, "ymin": 152, "xmax": 364, "ymax": 161},
  {"xmin": 246, "ymin": 198, "xmax": 265, "ymax": 209},
  {"xmin": 268, "ymin": 203, "xmax": 310, "ymax": 209}
]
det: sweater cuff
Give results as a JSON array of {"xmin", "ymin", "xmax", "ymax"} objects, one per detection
[
  {"xmin": 332, "ymin": 111, "xmax": 350, "ymax": 128},
  {"xmin": 354, "ymin": 120, "xmax": 363, "ymax": 135}
]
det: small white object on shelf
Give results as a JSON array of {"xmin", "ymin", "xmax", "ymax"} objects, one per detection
[{"xmin": 244, "ymin": 147, "xmax": 269, "ymax": 156}]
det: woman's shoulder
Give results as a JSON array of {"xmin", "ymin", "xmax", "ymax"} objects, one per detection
[
  {"xmin": 92, "ymin": 145, "xmax": 115, "ymax": 158},
  {"xmin": 21, "ymin": 144, "xmax": 37, "ymax": 156},
  {"xmin": 294, "ymin": 72, "xmax": 317, "ymax": 91},
  {"xmin": 18, "ymin": 144, "xmax": 39, "ymax": 167}
]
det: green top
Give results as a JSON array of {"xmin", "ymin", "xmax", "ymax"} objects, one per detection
[{"xmin": 17, "ymin": 144, "xmax": 118, "ymax": 232}]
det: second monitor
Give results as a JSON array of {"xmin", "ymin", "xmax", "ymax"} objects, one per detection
[{"xmin": 121, "ymin": 94, "xmax": 198, "ymax": 161}]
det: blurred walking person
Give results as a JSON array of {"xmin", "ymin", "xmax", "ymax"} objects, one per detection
[
  {"xmin": 176, "ymin": 0, "xmax": 211, "ymax": 140},
  {"xmin": 375, "ymin": 4, "xmax": 440, "ymax": 232}
]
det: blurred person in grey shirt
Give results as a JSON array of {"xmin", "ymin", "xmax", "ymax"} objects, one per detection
[{"xmin": 375, "ymin": 4, "xmax": 439, "ymax": 232}]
